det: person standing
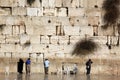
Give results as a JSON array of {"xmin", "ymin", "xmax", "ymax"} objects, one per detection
[
  {"xmin": 26, "ymin": 58, "xmax": 31, "ymax": 74},
  {"xmin": 86, "ymin": 59, "xmax": 93, "ymax": 75},
  {"xmin": 44, "ymin": 59, "xmax": 50, "ymax": 74},
  {"xmin": 18, "ymin": 58, "xmax": 24, "ymax": 74}
]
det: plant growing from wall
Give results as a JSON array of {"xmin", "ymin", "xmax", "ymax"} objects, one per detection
[
  {"xmin": 71, "ymin": 39, "xmax": 98, "ymax": 56},
  {"xmin": 23, "ymin": 41, "xmax": 31, "ymax": 48},
  {"xmin": 102, "ymin": 0, "xmax": 120, "ymax": 47},
  {"xmin": 102, "ymin": 0, "xmax": 120, "ymax": 29},
  {"xmin": 27, "ymin": 0, "xmax": 35, "ymax": 6}
]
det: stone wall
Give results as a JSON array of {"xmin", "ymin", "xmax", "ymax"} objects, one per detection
[{"xmin": 0, "ymin": 0, "xmax": 120, "ymax": 75}]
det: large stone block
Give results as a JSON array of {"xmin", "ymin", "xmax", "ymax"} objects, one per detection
[
  {"xmin": 0, "ymin": 35, "xmax": 5, "ymax": 43},
  {"xmin": 68, "ymin": 8, "xmax": 85, "ymax": 16},
  {"xmin": 40, "ymin": 36, "xmax": 49, "ymax": 44},
  {"xmin": 49, "ymin": 0, "xmax": 55, "ymax": 8},
  {"xmin": 55, "ymin": 0, "xmax": 62, "ymax": 7},
  {"xmin": 79, "ymin": 26, "xmax": 93, "ymax": 36},
  {"xmin": 44, "ymin": 25, "xmax": 56, "ymax": 35},
  {"xmin": 42, "ymin": 0, "xmax": 49, "ymax": 8},
  {"xmin": 0, "ymin": 7, "xmax": 11, "ymax": 15},
  {"xmin": 69, "ymin": 16, "xmax": 88, "ymax": 26},
  {"xmin": 27, "ymin": 8, "xmax": 37, "ymax": 16},
  {"xmin": 62, "ymin": 0, "xmax": 71, "ymax": 7},
  {"xmin": 51, "ymin": 36, "xmax": 59, "ymax": 44},
  {"xmin": 18, "ymin": 0, "xmax": 26, "ymax": 7},
  {"xmin": 33, "ymin": 25, "xmax": 46, "ymax": 35},
  {"xmin": 59, "ymin": 36, "xmax": 68, "ymax": 44},
  {"xmin": 64, "ymin": 26, "xmax": 80, "ymax": 35},
  {"xmin": 0, "ymin": 0, "xmax": 17, "ymax": 7},
  {"xmin": 30, "ymin": 35, "xmax": 40, "ymax": 44},
  {"xmin": 5, "ymin": 35, "xmax": 19, "ymax": 44},
  {"xmin": 43, "ymin": 8, "xmax": 55, "ymax": 16},
  {"xmin": 55, "ymin": 8, "xmax": 67, "ymax": 17},
  {"xmin": 12, "ymin": 7, "xmax": 27, "ymax": 16},
  {"xmin": 2, "ymin": 25, "xmax": 12, "ymax": 35},
  {"xmin": 87, "ymin": 16, "xmax": 99, "ymax": 26},
  {"xmin": 1, "ymin": 44, "xmax": 16, "ymax": 52},
  {"xmin": 71, "ymin": 0, "xmax": 79, "ymax": 8},
  {"xmin": 87, "ymin": 0, "xmax": 97, "ymax": 8}
]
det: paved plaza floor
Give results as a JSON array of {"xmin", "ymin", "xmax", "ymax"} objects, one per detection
[{"xmin": 0, "ymin": 73, "xmax": 120, "ymax": 80}]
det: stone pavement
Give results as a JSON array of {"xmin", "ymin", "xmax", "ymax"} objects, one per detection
[{"xmin": 0, "ymin": 73, "xmax": 120, "ymax": 80}]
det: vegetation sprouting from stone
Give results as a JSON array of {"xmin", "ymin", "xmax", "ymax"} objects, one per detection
[
  {"xmin": 102, "ymin": 0, "xmax": 120, "ymax": 29},
  {"xmin": 24, "ymin": 41, "xmax": 31, "ymax": 47},
  {"xmin": 27, "ymin": 0, "xmax": 35, "ymax": 6},
  {"xmin": 72, "ymin": 39, "xmax": 98, "ymax": 56}
]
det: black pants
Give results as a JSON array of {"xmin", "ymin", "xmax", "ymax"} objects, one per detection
[
  {"xmin": 86, "ymin": 68, "xmax": 91, "ymax": 75},
  {"xmin": 45, "ymin": 67, "xmax": 49, "ymax": 74}
]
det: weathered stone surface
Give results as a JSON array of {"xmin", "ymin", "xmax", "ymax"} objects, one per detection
[
  {"xmin": 68, "ymin": 8, "xmax": 85, "ymax": 16},
  {"xmin": 0, "ymin": 7, "xmax": 11, "ymax": 15},
  {"xmin": 12, "ymin": 7, "xmax": 26, "ymax": 16}
]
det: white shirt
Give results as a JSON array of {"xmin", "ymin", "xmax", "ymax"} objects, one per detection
[{"xmin": 44, "ymin": 60, "xmax": 50, "ymax": 67}]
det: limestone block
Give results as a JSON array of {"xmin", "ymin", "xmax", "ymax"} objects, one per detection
[
  {"xmin": 30, "ymin": 35, "xmax": 40, "ymax": 44},
  {"xmin": 56, "ymin": 17, "xmax": 70, "ymax": 26},
  {"xmin": 0, "ymin": 16, "xmax": 6, "ymax": 24},
  {"xmin": 68, "ymin": 8, "xmax": 85, "ymax": 16},
  {"xmin": 87, "ymin": 16, "xmax": 99, "ymax": 25},
  {"xmin": 86, "ymin": 8, "xmax": 101, "ymax": 17},
  {"xmin": 15, "ymin": 44, "xmax": 22, "ymax": 53},
  {"xmin": 13, "ymin": 16, "xmax": 25, "ymax": 25},
  {"xmin": 40, "ymin": 16, "xmax": 57, "ymax": 26},
  {"xmin": 69, "ymin": 16, "xmax": 88, "ymax": 26},
  {"xmin": 40, "ymin": 36, "xmax": 49, "ymax": 44},
  {"xmin": 87, "ymin": 0, "xmax": 97, "ymax": 8},
  {"xmin": 2, "ymin": 25, "xmax": 12, "ymax": 35},
  {"xmin": 0, "ymin": 52, "xmax": 4, "ymax": 57},
  {"xmin": 49, "ymin": 0, "xmax": 55, "ymax": 8},
  {"xmin": 32, "ymin": 0, "xmax": 41, "ymax": 7},
  {"xmin": 12, "ymin": 25, "xmax": 20, "ymax": 35},
  {"xmin": 22, "ymin": 45, "xmax": 33, "ymax": 53},
  {"xmin": 79, "ymin": 0, "xmax": 84, "ymax": 7},
  {"xmin": 55, "ymin": 8, "xmax": 67, "ymax": 17},
  {"xmin": 20, "ymin": 25, "xmax": 26, "ymax": 34},
  {"xmin": 5, "ymin": 35, "xmax": 19, "ymax": 44},
  {"xmin": 70, "ymin": 35, "xmax": 84, "ymax": 44},
  {"xmin": 42, "ymin": 0, "xmax": 49, "ymax": 8},
  {"xmin": 98, "ymin": 26, "xmax": 114, "ymax": 36},
  {"xmin": 44, "ymin": 26, "xmax": 56, "ymax": 35},
  {"xmin": 43, "ymin": 8, "xmax": 55, "ymax": 16},
  {"xmin": 49, "ymin": 44, "xmax": 64, "ymax": 54},
  {"xmin": 59, "ymin": 36, "xmax": 68, "ymax": 44},
  {"xmin": 32, "ymin": 25, "xmax": 46, "ymax": 35},
  {"xmin": 18, "ymin": 0, "xmax": 26, "ymax": 7},
  {"xmin": 97, "ymin": 0, "xmax": 104, "ymax": 8},
  {"xmin": 38, "ymin": 8, "xmax": 43, "ymax": 16},
  {"xmin": 6, "ymin": 16, "xmax": 14, "ymax": 25},
  {"xmin": 90, "ymin": 36, "xmax": 107, "ymax": 45},
  {"xmin": 1, "ymin": 44, "xmax": 16, "ymax": 52},
  {"xmin": 12, "ymin": 7, "xmax": 27, "ymax": 16},
  {"xmin": 62, "ymin": 0, "xmax": 71, "ymax": 7},
  {"xmin": 25, "ymin": 25, "xmax": 33, "ymax": 35},
  {"xmin": 27, "ymin": 8, "xmax": 38, "ymax": 16},
  {"xmin": 20, "ymin": 33, "xmax": 30, "ymax": 45},
  {"xmin": 0, "ymin": 7, "xmax": 11, "ymax": 15},
  {"xmin": 0, "ymin": 35, "xmax": 5, "ymax": 43},
  {"xmin": 63, "ymin": 45, "xmax": 74, "ymax": 55},
  {"xmin": 71, "ymin": 0, "xmax": 79, "ymax": 8},
  {"xmin": 64, "ymin": 26, "xmax": 80, "ymax": 35},
  {"xmin": 0, "ymin": 0, "xmax": 17, "ymax": 7},
  {"xmin": 27, "ymin": 17, "xmax": 42, "ymax": 26},
  {"xmin": 51, "ymin": 36, "xmax": 58, "ymax": 44},
  {"xmin": 4, "ymin": 52, "xmax": 11, "ymax": 57},
  {"xmin": 79, "ymin": 26, "xmax": 93, "ymax": 36},
  {"xmin": 55, "ymin": 0, "xmax": 62, "ymax": 7},
  {"xmin": 32, "ymin": 44, "xmax": 43, "ymax": 52}
]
